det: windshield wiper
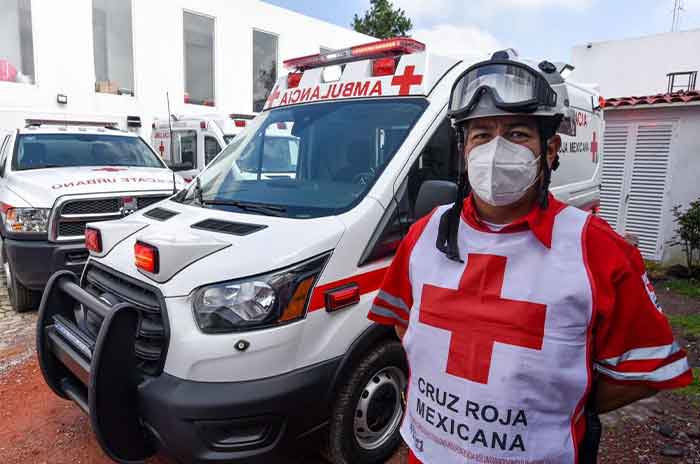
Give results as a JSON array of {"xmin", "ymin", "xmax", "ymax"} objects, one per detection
[
  {"xmin": 201, "ymin": 199, "xmax": 287, "ymax": 217},
  {"xmin": 195, "ymin": 177, "xmax": 204, "ymax": 204}
]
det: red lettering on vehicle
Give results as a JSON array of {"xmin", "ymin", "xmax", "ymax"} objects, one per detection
[
  {"xmin": 354, "ymin": 81, "xmax": 370, "ymax": 96},
  {"xmin": 369, "ymin": 81, "xmax": 382, "ymax": 96}
]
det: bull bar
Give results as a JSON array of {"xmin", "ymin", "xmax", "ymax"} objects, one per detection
[{"xmin": 36, "ymin": 270, "xmax": 155, "ymax": 463}]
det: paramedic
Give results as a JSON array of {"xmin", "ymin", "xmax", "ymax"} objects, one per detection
[{"xmin": 368, "ymin": 50, "xmax": 692, "ymax": 464}]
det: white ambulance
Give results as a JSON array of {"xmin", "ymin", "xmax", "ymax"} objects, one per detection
[
  {"xmin": 37, "ymin": 39, "xmax": 603, "ymax": 464},
  {"xmin": 0, "ymin": 122, "xmax": 183, "ymax": 312},
  {"xmin": 151, "ymin": 113, "xmax": 256, "ymax": 182}
]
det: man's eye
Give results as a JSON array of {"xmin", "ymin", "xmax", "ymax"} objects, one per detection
[
  {"xmin": 510, "ymin": 131, "xmax": 529, "ymax": 139},
  {"xmin": 472, "ymin": 133, "xmax": 490, "ymax": 141}
]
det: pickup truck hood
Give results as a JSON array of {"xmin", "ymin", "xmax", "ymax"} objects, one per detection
[
  {"xmin": 90, "ymin": 199, "xmax": 345, "ymax": 297},
  {"xmin": 8, "ymin": 166, "xmax": 180, "ymax": 207}
]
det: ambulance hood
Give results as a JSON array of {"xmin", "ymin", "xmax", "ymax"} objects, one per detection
[
  {"xmin": 88, "ymin": 199, "xmax": 345, "ymax": 297},
  {"xmin": 8, "ymin": 166, "xmax": 182, "ymax": 208}
]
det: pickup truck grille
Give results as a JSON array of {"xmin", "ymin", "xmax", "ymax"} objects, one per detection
[
  {"xmin": 53, "ymin": 195, "xmax": 169, "ymax": 241},
  {"xmin": 82, "ymin": 264, "xmax": 168, "ymax": 376}
]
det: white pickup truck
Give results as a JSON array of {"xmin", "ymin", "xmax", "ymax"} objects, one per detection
[{"xmin": 0, "ymin": 123, "xmax": 183, "ymax": 312}]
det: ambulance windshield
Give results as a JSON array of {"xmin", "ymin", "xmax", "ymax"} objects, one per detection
[{"xmin": 180, "ymin": 98, "xmax": 427, "ymax": 218}]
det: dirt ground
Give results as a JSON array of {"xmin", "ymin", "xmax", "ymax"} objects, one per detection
[{"xmin": 0, "ymin": 282, "xmax": 697, "ymax": 464}]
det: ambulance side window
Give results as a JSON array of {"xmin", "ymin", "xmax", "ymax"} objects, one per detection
[
  {"xmin": 359, "ymin": 118, "xmax": 457, "ymax": 266},
  {"xmin": 401, "ymin": 118, "xmax": 458, "ymax": 225},
  {"xmin": 204, "ymin": 136, "xmax": 221, "ymax": 165},
  {"xmin": 173, "ymin": 130, "xmax": 197, "ymax": 168}
]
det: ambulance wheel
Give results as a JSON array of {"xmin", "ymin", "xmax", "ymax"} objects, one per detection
[
  {"xmin": 3, "ymin": 248, "xmax": 37, "ymax": 313},
  {"xmin": 324, "ymin": 340, "xmax": 407, "ymax": 464}
]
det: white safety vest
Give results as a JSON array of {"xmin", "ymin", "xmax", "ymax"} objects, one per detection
[{"xmin": 401, "ymin": 204, "xmax": 592, "ymax": 463}]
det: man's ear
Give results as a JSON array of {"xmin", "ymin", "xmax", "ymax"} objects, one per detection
[{"xmin": 546, "ymin": 135, "xmax": 561, "ymax": 170}]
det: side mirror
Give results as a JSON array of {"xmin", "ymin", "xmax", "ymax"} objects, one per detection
[
  {"xmin": 415, "ymin": 180, "xmax": 458, "ymax": 220},
  {"xmin": 167, "ymin": 161, "xmax": 194, "ymax": 172}
]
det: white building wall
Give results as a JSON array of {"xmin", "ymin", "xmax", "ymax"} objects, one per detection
[
  {"xmin": 570, "ymin": 29, "xmax": 700, "ymax": 98},
  {"xmin": 0, "ymin": 0, "xmax": 371, "ymax": 138},
  {"xmin": 604, "ymin": 105, "xmax": 700, "ymax": 265}
]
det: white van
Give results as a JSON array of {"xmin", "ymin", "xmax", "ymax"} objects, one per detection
[
  {"xmin": 151, "ymin": 113, "xmax": 256, "ymax": 181},
  {"xmin": 37, "ymin": 39, "xmax": 603, "ymax": 464}
]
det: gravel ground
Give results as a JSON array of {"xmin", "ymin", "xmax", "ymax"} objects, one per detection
[{"xmin": 0, "ymin": 273, "xmax": 697, "ymax": 463}]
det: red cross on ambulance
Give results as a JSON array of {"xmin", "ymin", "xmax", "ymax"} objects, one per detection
[{"xmin": 391, "ymin": 65, "xmax": 424, "ymax": 95}]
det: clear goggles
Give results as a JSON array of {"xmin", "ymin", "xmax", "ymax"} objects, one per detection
[{"xmin": 448, "ymin": 61, "xmax": 558, "ymax": 119}]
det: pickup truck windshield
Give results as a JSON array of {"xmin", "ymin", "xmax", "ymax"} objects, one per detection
[
  {"xmin": 14, "ymin": 133, "xmax": 164, "ymax": 171},
  {"xmin": 179, "ymin": 98, "xmax": 427, "ymax": 218}
]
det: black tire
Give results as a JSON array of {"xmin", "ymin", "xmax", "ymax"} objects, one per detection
[
  {"xmin": 4, "ymin": 250, "xmax": 39, "ymax": 313},
  {"xmin": 324, "ymin": 340, "xmax": 408, "ymax": 464}
]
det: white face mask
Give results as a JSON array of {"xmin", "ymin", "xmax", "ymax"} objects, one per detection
[{"xmin": 467, "ymin": 136, "xmax": 541, "ymax": 207}]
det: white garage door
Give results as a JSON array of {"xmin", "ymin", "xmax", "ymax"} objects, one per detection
[{"xmin": 600, "ymin": 121, "xmax": 674, "ymax": 260}]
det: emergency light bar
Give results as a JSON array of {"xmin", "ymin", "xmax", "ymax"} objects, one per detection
[{"xmin": 283, "ymin": 37, "xmax": 426, "ymax": 71}]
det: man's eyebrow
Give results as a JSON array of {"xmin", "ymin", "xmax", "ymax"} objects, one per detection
[{"xmin": 505, "ymin": 121, "xmax": 537, "ymax": 130}]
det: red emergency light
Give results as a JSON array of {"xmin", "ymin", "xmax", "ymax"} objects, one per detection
[
  {"xmin": 284, "ymin": 37, "xmax": 426, "ymax": 71},
  {"xmin": 135, "ymin": 241, "xmax": 159, "ymax": 273},
  {"xmin": 287, "ymin": 72, "xmax": 303, "ymax": 88},
  {"xmin": 372, "ymin": 57, "xmax": 397, "ymax": 77},
  {"xmin": 234, "ymin": 120, "xmax": 246, "ymax": 127},
  {"xmin": 200, "ymin": 121, "xmax": 207, "ymax": 129}
]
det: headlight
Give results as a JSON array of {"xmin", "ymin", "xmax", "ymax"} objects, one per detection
[
  {"xmin": 193, "ymin": 253, "xmax": 329, "ymax": 333},
  {"xmin": 2, "ymin": 207, "xmax": 50, "ymax": 234}
]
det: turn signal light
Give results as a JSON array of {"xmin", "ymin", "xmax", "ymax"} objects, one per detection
[
  {"xmin": 85, "ymin": 227, "xmax": 102, "ymax": 253},
  {"xmin": 325, "ymin": 284, "xmax": 360, "ymax": 312},
  {"xmin": 135, "ymin": 241, "xmax": 159, "ymax": 273}
]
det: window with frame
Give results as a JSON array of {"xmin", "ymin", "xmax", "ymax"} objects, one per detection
[
  {"xmin": 252, "ymin": 30, "xmax": 278, "ymax": 112},
  {"xmin": 92, "ymin": 0, "xmax": 135, "ymax": 96},
  {"xmin": 360, "ymin": 118, "xmax": 458, "ymax": 265},
  {"xmin": 204, "ymin": 136, "xmax": 221, "ymax": 165},
  {"xmin": 184, "ymin": 12, "xmax": 215, "ymax": 106},
  {"xmin": 0, "ymin": 0, "xmax": 35, "ymax": 85}
]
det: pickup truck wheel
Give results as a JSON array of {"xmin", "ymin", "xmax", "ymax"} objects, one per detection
[
  {"xmin": 4, "ymin": 251, "xmax": 38, "ymax": 313},
  {"xmin": 324, "ymin": 340, "xmax": 407, "ymax": 464}
]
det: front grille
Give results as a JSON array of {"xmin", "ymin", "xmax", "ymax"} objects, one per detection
[
  {"xmin": 62, "ymin": 198, "xmax": 121, "ymax": 215},
  {"xmin": 59, "ymin": 222, "xmax": 87, "ymax": 237},
  {"xmin": 82, "ymin": 265, "xmax": 168, "ymax": 376},
  {"xmin": 55, "ymin": 195, "xmax": 169, "ymax": 240}
]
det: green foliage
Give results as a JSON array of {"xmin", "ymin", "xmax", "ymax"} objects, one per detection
[
  {"xmin": 667, "ymin": 313, "xmax": 700, "ymax": 336},
  {"xmin": 352, "ymin": 0, "xmax": 413, "ymax": 39},
  {"xmin": 666, "ymin": 278, "xmax": 700, "ymax": 299},
  {"xmin": 669, "ymin": 199, "xmax": 700, "ymax": 273}
]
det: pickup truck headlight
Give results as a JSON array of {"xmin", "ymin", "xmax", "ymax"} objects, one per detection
[
  {"xmin": 193, "ymin": 253, "xmax": 329, "ymax": 333},
  {"xmin": 2, "ymin": 207, "xmax": 50, "ymax": 234}
]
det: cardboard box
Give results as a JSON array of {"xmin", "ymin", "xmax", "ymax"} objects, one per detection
[{"xmin": 95, "ymin": 80, "xmax": 118, "ymax": 94}]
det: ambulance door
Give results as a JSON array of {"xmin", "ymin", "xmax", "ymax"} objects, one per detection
[
  {"xmin": 359, "ymin": 117, "xmax": 459, "ymax": 265},
  {"xmin": 171, "ymin": 129, "xmax": 199, "ymax": 181}
]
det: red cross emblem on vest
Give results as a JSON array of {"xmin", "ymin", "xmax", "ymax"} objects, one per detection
[
  {"xmin": 591, "ymin": 131, "xmax": 598, "ymax": 163},
  {"xmin": 419, "ymin": 254, "xmax": 547, "ymax": 384},
  {"xmin": 391, "ymin": 65, "xmax": 423, "ymax": 96}
]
